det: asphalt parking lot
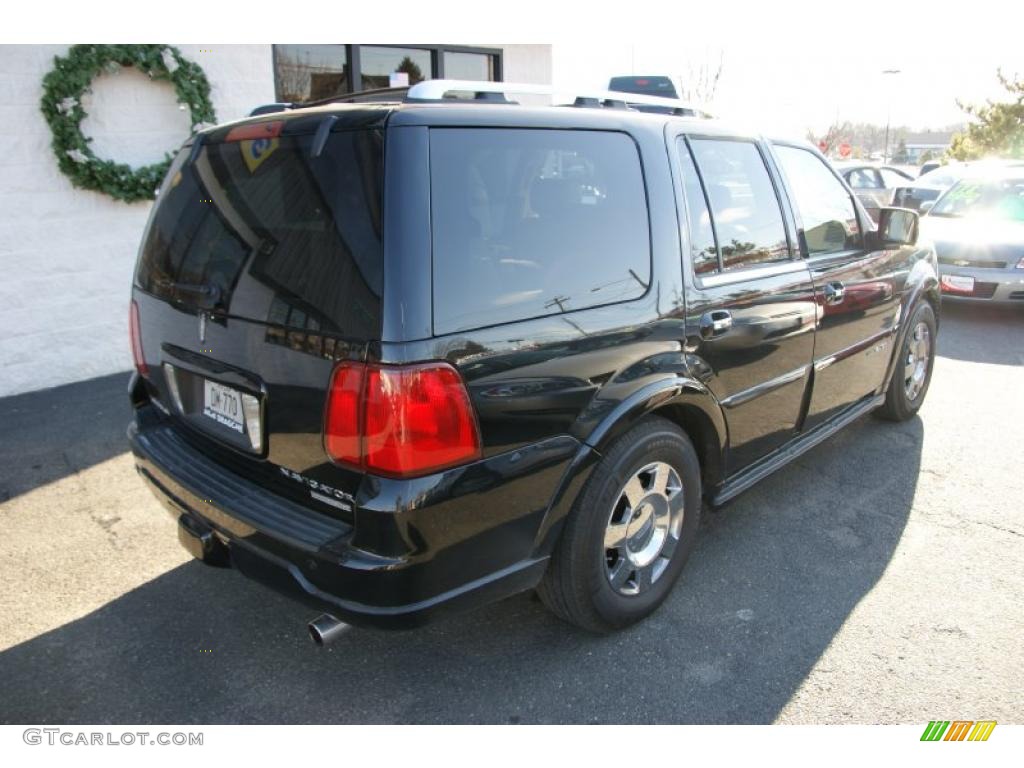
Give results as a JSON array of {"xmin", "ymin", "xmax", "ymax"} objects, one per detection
[{"xmin": 1, "ymin": 302, "xmax": 1022, "ymax": 724}]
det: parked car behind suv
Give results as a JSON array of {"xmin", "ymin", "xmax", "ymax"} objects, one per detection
[
  {"xmin": 921, "ymin": 169, "xmax": 1024, "ymax": 303},
  {"xmin": 128, "ymin": 81, "xmax": 940, "ymax": 637},
  {"xmin": 835, "ymin": 162, "xmax": 914, "ymax": 222}
]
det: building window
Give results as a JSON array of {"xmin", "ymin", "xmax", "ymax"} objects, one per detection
[
  {"xmin": 274, "ymin": 44, "xmax": 349, "ymax": 103},
  {"xmin": 443, "ymin": 51, "xmax": 496, "ymax": 81},
  {"xmin": 272, "ymin": 44, "xmax": 502, "ymax": 103},
  {"xmin": 359, "ymin": 46, "xmax": 432, "ymax": 89}
]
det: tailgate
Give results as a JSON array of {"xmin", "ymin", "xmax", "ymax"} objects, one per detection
[{"xmin": 130, "ymin": 116, "xmax": 385, "ymax": 505}]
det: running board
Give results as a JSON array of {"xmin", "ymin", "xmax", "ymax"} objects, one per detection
[{"xmin": 711, "ymin": 394, "xmax": 885, "ymax": 507}]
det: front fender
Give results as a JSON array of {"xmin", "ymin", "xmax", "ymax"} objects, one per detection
[{"xmin": 882, "ymin": 246, "xmax": 940, "ymax": 392}]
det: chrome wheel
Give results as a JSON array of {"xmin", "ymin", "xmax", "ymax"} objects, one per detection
[
  {"xmin": 604, "ymin": 461, "xmax": 684, "ymax": 596},
  {"xmin": 904, "ymin": 321, "xmax": 931, "ymax": 401}
]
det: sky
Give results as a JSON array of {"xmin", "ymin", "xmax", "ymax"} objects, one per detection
[
  {"xmin": 7, "ymin": 0, "xmax": 1021, "ymax": 141},
  {"xmin": 552, "ymin": 13, "xmax": 1023, "ymax": 138}
]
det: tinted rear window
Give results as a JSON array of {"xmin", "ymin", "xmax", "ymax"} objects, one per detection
[
  {"xmin": 135, "ymin": 128, "xmax": 383, "ymax": 338},
  {"xmin": 608, "ymin": 76, "xmax": 678, "ymax": 98},
  {"xmin": 429, "ymin": 128, "xmax": 650, "ymax": 334}
]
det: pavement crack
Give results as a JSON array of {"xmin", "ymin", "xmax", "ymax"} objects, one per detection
[{"xmin": 970, "ymin": 520, "xmax": 1024, "ymax": 539}]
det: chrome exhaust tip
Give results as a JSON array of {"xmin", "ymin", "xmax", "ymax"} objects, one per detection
[{"xmin": 308, "ymin": 613, "xmax": 348, "ymax": 646}]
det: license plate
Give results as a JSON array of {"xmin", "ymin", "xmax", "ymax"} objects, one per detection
[
  {"xmin": 203, "ymin": 380, "xmax": 245, "ymax": 433},
  {"xmin": 941, "ymin": 274, "xmax": 975, "ymax": 294}
]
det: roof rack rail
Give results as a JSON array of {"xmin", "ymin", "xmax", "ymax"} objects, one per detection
[
  {"xmin": 248, "ymin": 86, "xmax": 412, "ymax": 116},
  {"xmin": 406, "ymin": 79, "xmax": 711, "ymax": 117}
]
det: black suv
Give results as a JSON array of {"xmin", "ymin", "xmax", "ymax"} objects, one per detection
[{"xmin": 128, "ymin": 82, "xmax": 939, "ymax": 637}]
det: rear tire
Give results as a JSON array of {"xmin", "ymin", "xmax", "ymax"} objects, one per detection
[
  {"xmin": 877, "ymin": 301, "xmax": 936, "ymax": 422},
  {"xmin": 537, "ymin": 416, "xmax": 701, "ymax": 632}
]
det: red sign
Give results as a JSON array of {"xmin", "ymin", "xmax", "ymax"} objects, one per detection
[
  {"xmin": 839, "ymin": 142, "xmax": 852, "ymax": 158},
  {"xmin": 818, "ymin": 140, "xmax": 828, "ymax": 152}
]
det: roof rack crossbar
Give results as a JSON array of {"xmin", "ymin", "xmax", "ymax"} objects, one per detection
[{"xmin": 406, "ymin": 79, "xmax": 710, "ymax": 116}]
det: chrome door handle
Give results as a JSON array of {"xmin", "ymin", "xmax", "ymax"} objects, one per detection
[
  {"xmin": 699, "ymin": 310, "xmax": 733, "ymax": 339},
  {"xmin": 824, "ymin": 281, "xmax": 846, "ymax": 305}
]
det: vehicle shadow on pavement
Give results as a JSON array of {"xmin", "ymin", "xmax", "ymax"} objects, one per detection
[
  {"xmin": 0, "ymin": 409, "xmax": 923, "ymax": 724},
  {"xmin": 935, "ymin": 302, "xmax": 1024, "ymax": 366},
  {"xmin": 0, "ymin": 371, "xmax": 133, "ymax": 504}
]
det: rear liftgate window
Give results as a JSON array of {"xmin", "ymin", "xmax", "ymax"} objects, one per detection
[
  {"xmin": 135, "ymin": 126, "xmax": 384, "ymax": 340},
  {"xmin": 429, "ymin": 128, "xmax": 651, "ymax": 335}
]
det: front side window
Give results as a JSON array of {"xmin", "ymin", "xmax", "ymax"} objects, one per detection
[
  {"xmin": 773, "ymin": 145, "xmax": 862, "ymax": 256},
  {"xmin": 687, "ymin": 139, "xmax": 790, "ymax": 271},
  {"xmin": 430, "ymin": 129, "xmax": 650, "ymax": 334}
]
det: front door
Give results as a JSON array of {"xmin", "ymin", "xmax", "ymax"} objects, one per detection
[
  {"xmin": 770, "ymin": 143, "xmax": 902, "ymax": 429},
  {"xmin": 672, "ymin": 133, "xmax": 818, "ymax": 473}
]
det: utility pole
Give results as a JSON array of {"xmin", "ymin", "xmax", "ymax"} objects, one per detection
[{"xmin": 882, "ymin": 69, "xmax": 901, "ymax": 163}]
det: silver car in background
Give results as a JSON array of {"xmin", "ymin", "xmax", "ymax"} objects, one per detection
[
  {"xmin": 920, "ymin": 170, "xmax": 1024, "ymax": 304},
  {"xmin": 835, "ymin": 163, "xmax": 914, "ymax": 222}
]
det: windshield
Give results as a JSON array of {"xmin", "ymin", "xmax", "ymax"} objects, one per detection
[{"xmin": 929, "ymin": 178, "xmax": 1024, "ymax": 221}]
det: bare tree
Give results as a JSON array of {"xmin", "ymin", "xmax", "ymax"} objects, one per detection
[
  {"xmin": 807, "ymin": 120, "xmax": 852, "ymax": 155},
  {"xmin": 677, "ymin": 50, "xmax": 724, "ymax": 106}
]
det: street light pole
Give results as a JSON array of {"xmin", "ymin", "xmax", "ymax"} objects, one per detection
[{"xmin": 882, "ymin": 69, "xmax": 901, "ymax": 164}]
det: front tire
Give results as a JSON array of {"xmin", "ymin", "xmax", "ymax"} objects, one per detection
[
  {"xmin": 877, "ymin": 301, "xmax": 936, "ymax": 422},
  {"xmin": 537, "ymin": 416, "xmax": 701, "ymax": 632}
]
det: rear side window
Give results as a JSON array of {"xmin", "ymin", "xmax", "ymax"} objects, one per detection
[
  {"xmin": 429, "ymin": 128, "xmax": 650, "ymax": 335},
  {"xmin": 686, "ymin": 138, "xmax": 790, "ymax": 272},
  {"xmin": 773, "ymin": 145, "xmax": 862, "ymax": 256},
  {"xmin": 677, "ymin": 146, "xmax": 719, "ymax": 275},
  {"xmin": 135, "ymin": 129, "xmax": 384, "ymax": 337}
]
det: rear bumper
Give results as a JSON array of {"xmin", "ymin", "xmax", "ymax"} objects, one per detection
[
  {"xmin": 938, "ymin": 264, "xmax": 1024, "ymax": 304},
  {"xmin": 129, "ymin": 407, "xmax": 579, "ymax": 628}
]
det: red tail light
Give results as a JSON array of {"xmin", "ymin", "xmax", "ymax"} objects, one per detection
[
  {"xmin": 324, "ymin": 362, "xmax": 481, "ymax": 478},
  {"xmin": 129, "ymin": 299, "xmax": 148, "ymax": 375}
]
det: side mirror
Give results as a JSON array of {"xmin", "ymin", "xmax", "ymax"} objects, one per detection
[
  {"xmin": 919, "ymin": 200, "xmax": 935, "ymax": 215},
  {"xmin": 873, "ymin": 207, "xmax": 919, "ymax": 248}
]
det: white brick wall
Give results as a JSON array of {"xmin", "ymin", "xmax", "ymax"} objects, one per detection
[
  {"xmin": 492, "ymin": 44, "xmax": 553, "ymax": 84},
  {"xmin": 0, "ymin": 44, "xmax": 275, "ymax": 398}
]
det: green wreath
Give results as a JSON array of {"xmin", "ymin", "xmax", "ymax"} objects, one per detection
[{"xmin": 40, "ymin": 44, "xmax": 217, "ymax": 203}]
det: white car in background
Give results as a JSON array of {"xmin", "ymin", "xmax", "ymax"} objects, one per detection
[{"xmin": 834, "ymin": 163, "xmax": 914, "ymax": 222}]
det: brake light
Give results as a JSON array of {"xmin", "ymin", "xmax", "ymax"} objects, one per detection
[
  {"xmin": 225, "ymin": 120, "xmax": 283, "ymax": 142},
  {"xmin": 324, "ymin": 362, "xmax": 481, "ymax": 478},
  {"xmin": 129, "ymin": 299, "xmax": 148, "ymax": 375}
]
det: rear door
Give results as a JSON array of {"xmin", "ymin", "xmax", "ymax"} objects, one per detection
[
  {"xmin": 771, "ymin": 143, "xmax": 902, "ymax": 429},
  {"xmin": 672, "ymin": 133, "xmax": 817, "ymax": 473},
  {"xmin": 131, "ymin": 119, "xmax": 385, "ymax": 508}
]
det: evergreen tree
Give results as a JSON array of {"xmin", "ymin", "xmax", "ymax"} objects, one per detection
[{"xmin": 948, "ymin": 70, "xmax": 1024, "ymax": 160}]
